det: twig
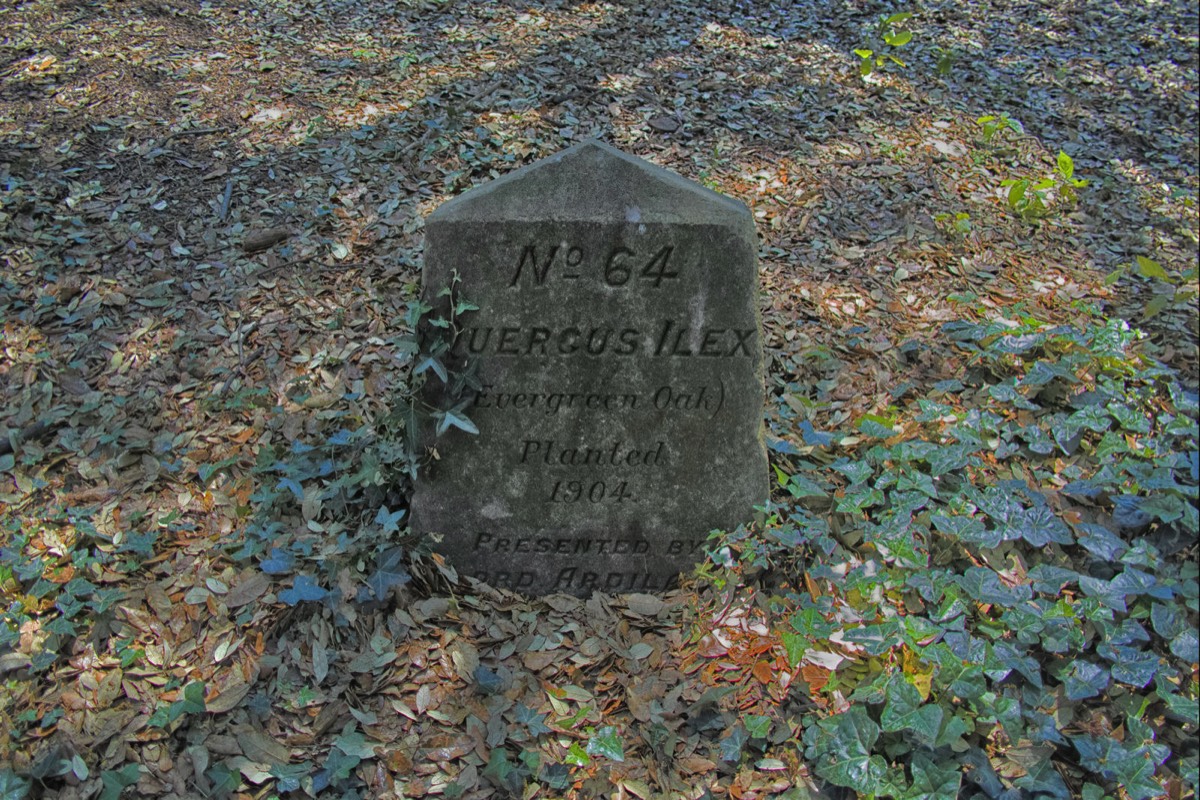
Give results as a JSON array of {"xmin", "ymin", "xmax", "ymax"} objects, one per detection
[
  {"xmin": 833, "ymin": 157, "xmax": 886, "ymax": 167},
  {"xmin": 163, "ymin": 127, "xmax": 226, "ymax": 144},
  {"xmin": 218, "ymin": 179, "xmax": 233, "ymax": 222},
  {"xmin": 249, "ymin": 252, "xmax": 322, "ymax": 280},
  {"xmin": 218, "ymin": 347, "xmax": 266, "ymax": 397}
]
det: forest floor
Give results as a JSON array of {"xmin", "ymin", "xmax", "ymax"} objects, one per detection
[{"xmin": 1, "ymin": 0, "xmax": 1197, "ymax": 798}]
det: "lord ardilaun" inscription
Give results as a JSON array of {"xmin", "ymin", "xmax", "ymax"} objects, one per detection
[{"xmin": 411, "ymin": 140, "xmax": 767, "ymax": 597}]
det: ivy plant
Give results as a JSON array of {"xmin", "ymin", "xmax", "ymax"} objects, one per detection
[{"xmin": 719, "ymin": 314, "xmax": 1198, "ymax": 799}]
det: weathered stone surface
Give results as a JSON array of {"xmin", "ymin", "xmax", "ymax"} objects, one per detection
[{"xmin": 411, "ymin": 140, "xmax": 767, "ymax": 596}]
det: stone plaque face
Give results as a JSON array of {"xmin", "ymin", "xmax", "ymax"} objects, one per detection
[{"xmin": 411, "ymin": 140, "xmax": 767, "ymax": 596}]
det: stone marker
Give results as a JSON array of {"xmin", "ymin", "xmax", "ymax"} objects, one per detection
[{"xmin": 411, "ymin": 140, "xmax": 767, "ymax": 596}]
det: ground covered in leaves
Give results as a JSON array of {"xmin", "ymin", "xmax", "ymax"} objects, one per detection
[{"xmin": 1, "ymin": 0, "xmax": 1197, "ymax": 798}]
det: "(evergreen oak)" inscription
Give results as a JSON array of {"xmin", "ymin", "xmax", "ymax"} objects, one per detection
[{"xmin": 411, "ymin": 140, "xmax": 768, "ymax": 597}]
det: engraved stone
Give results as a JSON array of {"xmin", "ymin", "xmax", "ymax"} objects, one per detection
[{"xmin": 411, "ymin": 140, "xmax": 767, "ymax": 596}]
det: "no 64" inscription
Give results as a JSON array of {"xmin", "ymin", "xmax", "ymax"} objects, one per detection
[{"xmin": 509, "ymin": 243, "xmax": 679, "ymax": 288}]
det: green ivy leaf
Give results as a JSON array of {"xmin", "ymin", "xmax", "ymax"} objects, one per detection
[
  {"xmin": 1151, "ymin": 602, "xmax": 1186, "ymax": 639},
  {"xmin": 585, "ymin": 726, "xmax": 625, "ymax": 762},
  {"xmin": 1011, "ymin": 745, "xmax": 1070, "ymax": 797},
  {"xmin": 745, "ymin": 715, "xmax": 772, "ymax": 739},
  {"xmin": 1057, "ymin": 660, "xmax": 1110, "ymax": 701},
  {"xmin": 180, "ymin": 681, "xmax": 206, "ymax": 714},
  {"xmin": 1157, "ymin": 685, "xmax": 1200, "ymax": 726},
  {"xmin": 334, "ymin": 725, "xmax": 378, "ymax": 759},
  {"xmin": 563, "ymin": 742, "xmax": 590, "ymax": 767},
  {"xmin": 98, "ymin": 764, "xmax": 140, "ymax": 800},
  {"xmin": 514, "ymin": 704, "xmax": 552, "ymax": 738},
  {"xmin": 481, "ymin": 748, "xmax": 522, "ymax": 793},
  {"xmin": 539, "ymin": 762, "xmax": 570, "ymax": 790},
  {"xmin": 780, "ymin": 632, "xmax": 807, "ymax": 667},
  {"xmin": 0, "ymin": 769, "xmax": 31, "ymax": 800},
  {"xmin": 719, "ymin": 725, "xmax": 750, "ymax": 762},
  {"xmin": 814, "ymin": 706, "xmax": 887, "ymax": 794},
  {"xmin": 909, "ymin": 750, "xmax": 962, "ymax": 799},
  {"xmin": 1171, "ymin": 629, "xmax": 1199, "ymax": 662},
  {"xmin": 932, "ymin": 513, "xmax": 999, "ymax": 548},
  {"xmin": 881, "ymin": 674, "xmax": 944, "ymax": 745},
  {"xmin": 958, "ymin": 567, "xmax": 1032, "ymax": 605}
]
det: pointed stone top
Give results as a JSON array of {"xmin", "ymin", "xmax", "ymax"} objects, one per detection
[{"xmin": 429, "ymin": 139, "xmax": 751, "ymax": 227}]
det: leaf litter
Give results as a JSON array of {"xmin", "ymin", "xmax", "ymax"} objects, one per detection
[{"xmin": 1, "ymin": 0, "xmax": 1197, "ymax": 797}]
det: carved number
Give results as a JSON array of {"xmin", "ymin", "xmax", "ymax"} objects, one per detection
[
  {"xmin": 549, "ymin": 480, "xmax": 635, "ymax": 503},
  {"xmin": 604, "ymin": 246, "xmax": 678, "ymax": 287}
]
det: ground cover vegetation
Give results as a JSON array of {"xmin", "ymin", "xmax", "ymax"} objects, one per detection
[{"xmin": 1, "ymin": 0, "xmax": 1197, "ymax": 798}]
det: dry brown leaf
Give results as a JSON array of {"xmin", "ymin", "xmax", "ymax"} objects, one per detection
[
  {"xmin": 206, "ymin": 671, "xmax": 254, "ymax": 714},
  {"xmin": 233, "ymin": 727, "xmax": 291, "ymax": 764},
  {"xmin": 623, "ymin": 593, "xmax": 666, "ymax": 617},
  {"xmin": 242, "ymin": 228, "xmax": 290, "ymax": 252},
  {"xmin": 225, "ymin": 570, "xmax": 270, "ymax": 608}
]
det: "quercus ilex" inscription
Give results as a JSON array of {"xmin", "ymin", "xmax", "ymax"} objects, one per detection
[{"xmin": 411, "ymin": 140, "xmax": 767, "ymax": 597}]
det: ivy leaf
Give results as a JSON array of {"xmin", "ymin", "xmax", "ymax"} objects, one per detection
[
  {"xmin": 719, "ymin": 725, "xmax": 750, "ymax": 762},
  {"xmin": 180, "ymin": 681, "xmax": 206, "ymax": 714},
  {"xmin": 1171, "ymin": 629, "xmax": 1199, "ymax": 662},
  {"xmin": 277, "ymin": 476, "xmax": 304, "ymax": 499},
  {"xmin": 1091, "ymin": 739, "xmax": 1169, "ymax": 800},
  {"xmin": 585, "ymin": 726, "xmax": 625, "ymax": 762},
  {"xmin": 909, "ymin": 750, "xmax": 962, "ymax": 799},
  {"xmin": 1018, "ymin": 504, "xmax": 1073, "ymax": 546},
  {"xmin": 1026, "ymin": 565, "xmax": 1078, "ymax": 595},
  {"xmin": 334, "ymin": 725, "xmax": 379, "ymax": 759},
  {"xmin": 1099, "ymin": 645, "xmax": 1158, "ymax": 687},
  {"xmin": 926, "ymin": 444, "xmax": 973, "ymax": 477},
  {"xmin": 745, "ymin": 715, "xmax": 772, "ymax": 739},
  {"xmin": 842, "ymin": 620, "xmax": 904, "ymax": 656},
  {"xmin": 414, "ymin": 354, "xmax": 448, "ymax": 383},
  {"xmin": 929, "ymin": 650, "xmax": 986, "ymax": 701},
  {"xmin": 798, "ymin": 420, "xmax": 835, "ymax": 447},
  {"xmin": 473, "ymin": 666, "xmax": 505, "ymax": 695},
  {"xmin": 514, "ymin": 704, "xmax": 552, "ymax": 738},
  {"xmin": 832, "ymin": 458, "xmax": 874, "ymax": 485},
  {"xmin": 935, "ymin": 713, "xmax": 972, "ymax": 750},
  {"xmin": 260, "ymin": 548, "xmax": 296, "ymax": 575},
  {"xmin": 539, "ymin": 762, "xmax": 570, "ymax": 790},
  {"xmin": 1057, "ymin": 660, "xmax": 1110, "ymax": 700},
  {"xmin": 814, "ymin": 707, "xmax": 887, "ymax": 794},
  {"xmin": 932, "ymin": 513, "xmax": 1000, "ymax": 547},
  {"xmin": 958, "ymin": 567, "xmax": 1032, "ymax": 606},
  {"xmin": 481, "ymin": 748, "xmax": 522, "ymax": 793},
  {"xmin": 374, "ymin": 505, "xmax": 405, "ymax": 533},
  {"xmin": 1147, "ymin": 604, "xmax": 1185, "ymax": 642},
  {"xmin": 279, "ymin": 574, "xmax": 328, "ymax": 606},
  {"xmin": 1075, "ymin": 524, "xmax": 1128, "ymax": 560},
  {"xmin": 880, "ymin": 674, "xmax": 943, "ymax": 745},
  {"xmin": 1157, "ymin": 685, "xmax": 1200, "ymax": 725},
  {"xmin": 780, "ymin": 632, "xmax": 807, "ymax": 666},
  {"xmin": 98, "ymin": 764, "xmax": 140, "ymax": 800},
  {"xmin": 435, "ymin": 404, "xmax": 479, "ymax": 436},
  {"xmin": 563, "ymin": 742, "xmax": 590, "ymax": 766},
  {"xmin": 992, "ymin": 640, "xmax": 1043, "ymax": 687},
  {"xmin": 360, "ymin": 546, "xmax": 410, "ymax": 602},
  {"xmin": 1011, "ymin": 746, "xmax": 1071, "ymax": 797},
  {"xmin": 1067, "ymin": 406, "xmax": 1112, "ymax": 433},
  {"xmin": 1079, "ymin": 575, "xmax": 1130, "ymax": 612}
]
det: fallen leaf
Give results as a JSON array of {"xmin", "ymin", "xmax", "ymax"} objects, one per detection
[
  {"xmin": 648, "ymin": 115, "xmax": 680, "ymax": 132},
  {"xmin": 242, "ymin": 228, "xmax": 290, "ymax": 253}
]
